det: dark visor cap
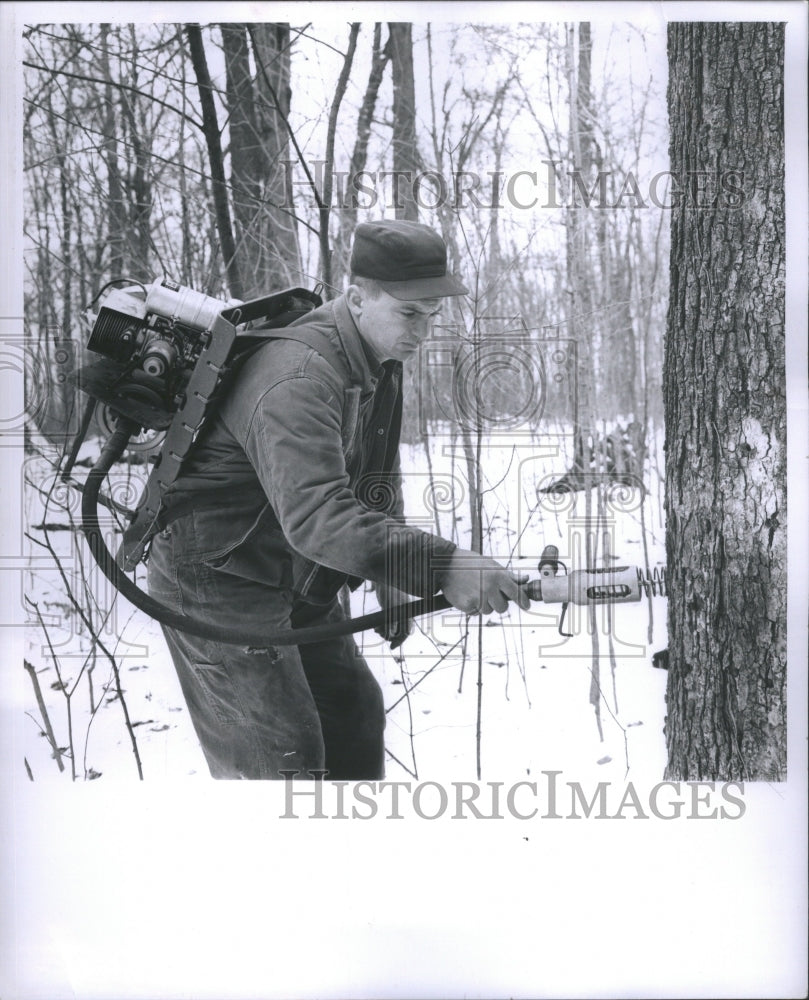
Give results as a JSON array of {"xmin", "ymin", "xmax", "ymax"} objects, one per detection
[{"xmin": 350, "ymin": 220, "xmax": 468, "ymax": 300}]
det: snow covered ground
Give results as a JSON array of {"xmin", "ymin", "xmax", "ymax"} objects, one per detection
[{"xmin": 22, "ymin": 427, "xmax": 669, "ymax": 785}]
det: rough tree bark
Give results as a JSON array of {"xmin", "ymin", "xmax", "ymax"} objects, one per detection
[
  {"xmin": 238, "ymin": 23, "xmax": 301, "ymax": 294},
  {"xmin": 220, "ymin": 23, "xmax": 301, "ymax": 297},
  {"xmin": 566, "ymin": 22, "xmax": 597, "ymax": 445},
  {"xmin": 664, "ymin": 22, "xmax": 786, "ymax": 781},
  {"xmin": 221, "ymin": 24, "xmax": 267, "ymax": 297}
]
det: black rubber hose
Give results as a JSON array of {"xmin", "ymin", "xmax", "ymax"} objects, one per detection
[{"xmin": 81, "ymin": 422, "xmax": 451, "ymax": 646}]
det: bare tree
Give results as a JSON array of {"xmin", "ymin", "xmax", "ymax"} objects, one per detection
[
  {"xmin": 388, "ymin": 22, "xmax": 418, "ymax": 222},
  {"xmin": 318, "ymin": 22, "xmax": 360, "ymax": 295},
  {"xmin": 234, "ymin": 23, "xmax": 302, "ymax": 293},
  {"xmin": 331, "ymin": 23, "xmax": 391, "ymax": 291},
  {"xmin": 186, "ymin": 23, "xmax": 243, "ymax": 298}
]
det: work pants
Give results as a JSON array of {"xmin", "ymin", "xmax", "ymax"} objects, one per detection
[{"xmin": 146, "ymin": 515, "xmax": 386, "ymax": 780}]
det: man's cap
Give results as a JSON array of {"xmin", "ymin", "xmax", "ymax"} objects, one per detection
[{"xmin": 350, "ymin": 220, "xmax": 468, "ymax": 300}]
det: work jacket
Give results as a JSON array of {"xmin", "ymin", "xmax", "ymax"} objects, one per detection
[{"xmin": 162, "ymin": 294, "xmax": 456, "ymax": 604}]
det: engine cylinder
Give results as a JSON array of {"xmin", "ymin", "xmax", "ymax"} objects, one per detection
[
  {"xmin": 145, "ymin": 280, "xmax": 224, "ymax": 332},
  {"xmin": 87, "ymin": 308, "xmax": 142, "ymax": 362}
]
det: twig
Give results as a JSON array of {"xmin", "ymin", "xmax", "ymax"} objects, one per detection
[
  {"xmin": 384, "ymin": 746, "xmax": 418, "ymax": 779},
  {"xmin": 583, "ymin": 660, "xmax": 631, "ymax": 776},
  {"xmin": 23, "ymin": 660, "xmax": 65, "ymax": 773},
  {"xmin": 396, "ymin": 652, "xmax": 419, "ymax": 781},
  {"xmin": 22, "ymin": 60, "xmax": 204, "ymax": 131},
  {"xmin": 385, "ymin": 636, "xmax": 465, "ymax": 713},
  {"xmin": 25, "ymin": 525, "xmax": 143, "ymax": 779},
  {"xmin": 30, "ymin": 600, "xmax": 76, "ymax": 780},
  {"xmin": 476, "ymin": 615, "xmax": 484, "ymax": 780}
]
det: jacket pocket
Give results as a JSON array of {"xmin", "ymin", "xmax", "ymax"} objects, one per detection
[
  {"xmin": 197, "ymin": 504, "xmax": 293, "ymax": 589},
  {"xmin": 291, "ymin": 556, "xmax": 348, "ymax": 605}
]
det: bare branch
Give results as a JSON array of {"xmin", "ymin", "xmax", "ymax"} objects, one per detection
[{"xmin": 22, "ymin": 60, "xmax": 204, "ymax": 131}]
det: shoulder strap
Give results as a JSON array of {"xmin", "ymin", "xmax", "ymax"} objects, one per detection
[{"xmin": 231, "ymin": 327, "xmax": 352, "ymax": 384}]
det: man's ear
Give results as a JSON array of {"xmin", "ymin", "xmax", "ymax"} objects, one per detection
[{"xmin": 345, "ymin": 284, "xmax": 364, "ymax": 318}]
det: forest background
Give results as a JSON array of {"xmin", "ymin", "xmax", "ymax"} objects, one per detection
[{"xmin": 21, "ymin": 18, "xmax": 674, "ymax": 783}]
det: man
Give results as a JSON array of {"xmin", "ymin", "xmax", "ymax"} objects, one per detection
[{"xmin": 147, "ymin": 220, "xmax": 529, "ymax": 780}]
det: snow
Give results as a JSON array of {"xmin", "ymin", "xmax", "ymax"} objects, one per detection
[{"xmin": 22, "ymin": 426, "xmax": 670, "ymax": 785}]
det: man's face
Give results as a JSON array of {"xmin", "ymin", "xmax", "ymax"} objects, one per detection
[{"xmin": 350, "ymin": 287, "xmax": 443, "ymax": 362}]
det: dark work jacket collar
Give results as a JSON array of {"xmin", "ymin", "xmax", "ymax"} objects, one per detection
[{"xmin": 290, "ymin": 293, "xmax": 385, "ymax": 394}]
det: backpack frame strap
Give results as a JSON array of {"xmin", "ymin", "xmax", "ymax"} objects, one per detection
[{"xmin": 233, "ymin": 327, "xmax": 352, "ymax": 384}]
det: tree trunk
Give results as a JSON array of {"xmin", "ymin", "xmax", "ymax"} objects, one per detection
[
  {"xmin": 250, "ymin": 23, "xmax": 301, "ymax": 290},
  {"xmin": 331, "ymin": 24, "xmax": 390, "ymax": 291},
  {"xmin": 221, "ymin": 23, "xmax": 266, "ymax": 297},
  {"xmin": 186, "ymin": 23, "xmax": 243, "ymax": 299},
  {"xmin": 565, "ymin": 23, "xmax": 600, "ymax": 484},
  {"xmin": 664, "ymin": 22, "xmax": 786, "ymax": 781},
  {"xmin": 565, "ymin": 23, "xmax": 597, "ymax": 451},
  {"xmin": 122, "ymin": 26, "xmax": 152, "ymax": 277},
  {"xmin": 388, "ymin": 22, "xmax": 418, "ymax": 222},
  {"xmin": 319, "ymin": 22, "xmax": 360, "ymax": 297},
  {"xmin": 99, "ymin": 24, "xmax": 127, "ymax": 278}
]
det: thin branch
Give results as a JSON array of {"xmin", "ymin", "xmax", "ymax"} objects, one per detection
[
  {"xmin": 23, "ymin": 660, "xmax": 66, "ymax": 773},
  {"xmin": 385, "ymin": 635, "xmax": 465, "ymax": 713},
  {"xmin": 30, "ymin": 600, "xmax": 76, "ymax": 779},
  {"xmin": 22, "ymin": 60, "xmax": 204, "ymax": 131},
  {"xmin": 24, "ymin": 524, "xmax": 144, "ymax": 779},
  {"xmin": 384, "ymin": 746, "xmax": 417, "ymax": 779}
]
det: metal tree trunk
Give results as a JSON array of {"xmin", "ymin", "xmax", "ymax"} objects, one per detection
[{"xmin": 664, "ymin": 23, "xmax": 786, "ymax": 780}]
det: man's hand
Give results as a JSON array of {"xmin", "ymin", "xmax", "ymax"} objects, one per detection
[
  {"xmin": 373, "ymin": 581, "xmax": 415, "ymax": 650},
  {"xmin": 439, "ymin": 550, "xmax": 530, "ymax": 616}
]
